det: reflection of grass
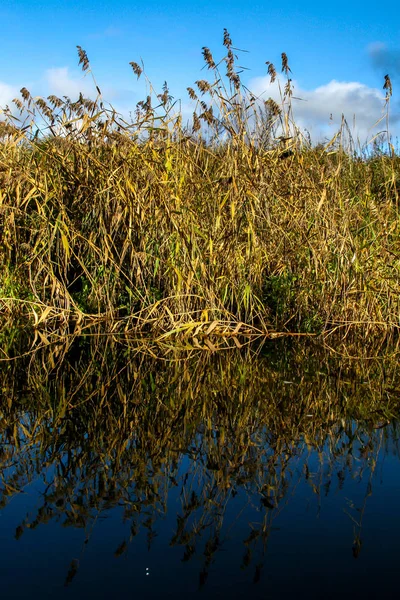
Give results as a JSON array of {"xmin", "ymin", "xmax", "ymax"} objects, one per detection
[
  {"xmin": 0, "ymin": 35, "xmax": 399, "ymax": 338},
  {"xmin": 0, "ymin": 336, "xmax": 399, "ymax": 582}
]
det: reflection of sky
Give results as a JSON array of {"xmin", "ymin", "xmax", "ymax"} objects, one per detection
[{"xmin": 0, "ymin": 424, "xmax": 399, "ymax": 599}]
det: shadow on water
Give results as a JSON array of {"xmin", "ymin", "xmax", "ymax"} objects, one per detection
[{"xmin": 0, "ymin": 332, "xmax": 400, "ymax": 599}]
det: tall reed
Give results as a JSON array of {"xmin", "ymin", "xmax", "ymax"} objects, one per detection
[{"xmin": 1, "ymin": 33, "xmax": 399, "ymax": 339}]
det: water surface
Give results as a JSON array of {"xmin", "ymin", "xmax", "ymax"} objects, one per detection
[{"xmin": 0, "ymin": 336, "xmax": 399, "ymax": 599}]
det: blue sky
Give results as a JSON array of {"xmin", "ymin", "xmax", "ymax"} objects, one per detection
[{"xmin": 1, "ymin": 0, "xmax": 399, "ymax": 142}]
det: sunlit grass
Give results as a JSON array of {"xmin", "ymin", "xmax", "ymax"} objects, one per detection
[{"xmin": 1, "ymin": 32, "xmax": 399, "ymax": 340}]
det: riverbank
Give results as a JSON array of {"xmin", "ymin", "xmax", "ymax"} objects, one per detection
[{"xmin": 1, "ymin": 43, "xmax": 399, "ymax": 340}]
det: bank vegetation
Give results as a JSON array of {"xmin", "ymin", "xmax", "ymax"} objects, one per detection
[{"xmin": 1, "ymin": 33, "xmax": 399, "ymax": 341}]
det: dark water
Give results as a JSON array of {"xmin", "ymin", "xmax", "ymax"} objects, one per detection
[{"xmin": 0, "ymin": 335, "xmax": 399, "ymax": 599}]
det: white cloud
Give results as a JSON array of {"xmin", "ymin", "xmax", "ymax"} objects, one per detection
[
  {"xmin": 44, "ymin": 67, "xmax": 95, "ymax": 99},
  {"xmin": 0, "ymin": 81, "xmax": 18, "ymax": 112},
  {"xmin": 43, "ymin": 67, "xmax": 130, "ymax": 115},
  {"xmin": 2, "ymin": 65, "xmax": 398, "ymax": 148},
  {"xmin": 250, "ymin": 75, "xmax": 397, "ymax": 145},
  {"xmin": 42, "ymin": 68, "xmax": 143, "ymax": 132}
]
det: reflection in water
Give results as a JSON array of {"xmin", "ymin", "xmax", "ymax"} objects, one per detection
[{"xmin": 0, "ymin": 335, "xmax": 399, "ymax": 598}]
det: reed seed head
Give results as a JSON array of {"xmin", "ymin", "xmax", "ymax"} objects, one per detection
[
  {"xmin": 266, "ymin": 62, "xmax": 277, "ymax": 84},
  {"xmin": 281, "ymin": 53, "xmax": 291, "ymax": 75},
  {"xmin": 223, "ymin": 29, "xmax": 232, "ymax": 49},
  {"xmin": 47, "ymin": 95, "xmax": 64, "ymax": 109},
  {"xmin": 200, "ymin": 106, "xmax": 214, "ymax": 125},
  {"xmin": 192, "ymin": 112, "xmax": 201, "ymax": 132},
  {"xmin": 187, "ymin": 87, "xmax": 198, "ymax": 101},
  {"xmin": 158, "ymin": 81, "xmax": 171, "ymax": 107},
  {"xmin": 129, "ymin": 62, "xmax": 143, "ymax": 79},
  {"xmin": 383, "ymin": 74, "xmax": 393, "ymax": 98},
  {"xmin": 12, "ymin": 98, "xmax": 24, "ymax": 112},
  {"xmin": 20, "ymin": 87, "xmax": 31, "ymax": 102},
  {"xmin": 265, "ymin": 98, "xmax": 281, "ymax": 116},
  {"xmin": 35, "ymin": 98, "xmax": 53, "ymax": 120},
  {"xmin": 76, "ymin": 46, "xmax": 90, "ymax": 72},
  {"xmin": 202, "ymin": 47, "xmax": 216, "ymax": 70},
  {"xmin": 196, "ymin": 80, "xmax": 211, "ymax": 95},
  {"xmin": 284, "ymin": 79, "xmax": 293, "ymax": 97}
]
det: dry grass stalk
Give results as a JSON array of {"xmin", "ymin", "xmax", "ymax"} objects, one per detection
[{"xmin": 0, "ymin": 36, "xmax": 399, "ymax": 341}]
